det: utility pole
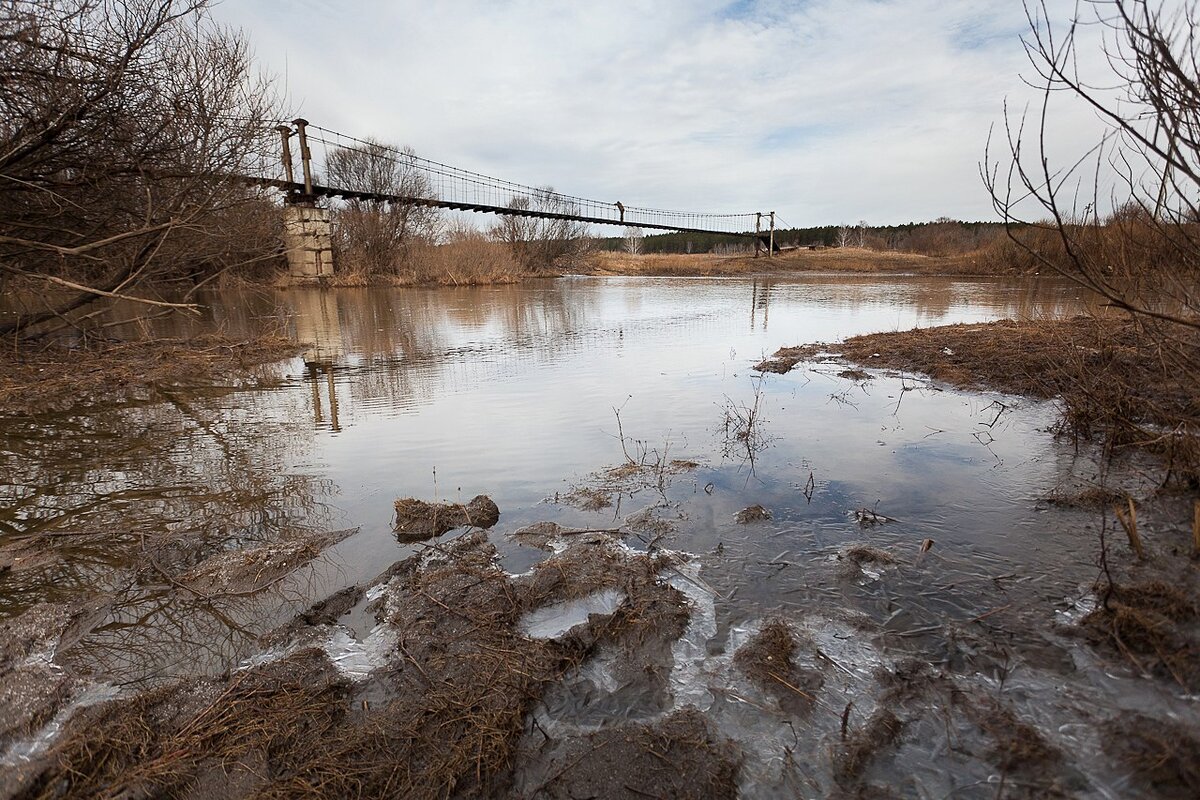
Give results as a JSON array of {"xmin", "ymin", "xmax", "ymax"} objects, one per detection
[
  {"xmin": 293, "ymin": 117, "xmax": 314, "ymax": 196},
  {"xmin": 768, "ymin": 211, "xmax": 775, "ymax": 258},
  {"xmin": 754, "ymin": 212, "xmax": 762, "ymax": 258}
]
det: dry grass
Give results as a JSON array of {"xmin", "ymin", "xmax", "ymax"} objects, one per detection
[
  {"xmin": 832, "ymin": 708, "xmax": 904, "ymax": 786},
  {"xmin": 319, "ymin": 235, "xmax": 532, "ymax": 287},
  {"xmin": 967, "ymin": 697, "xmax": 1062, "ymax": 774},
  {"xmin": 0, "ymin": 334, "xmax": 300, "ymax": 415},
  {"xmin": 580, "ymin": 247, "xmax": 997, "ymax": 277}
]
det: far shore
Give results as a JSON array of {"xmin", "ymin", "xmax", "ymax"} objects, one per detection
[
  {"xmin": 569, "ymin": 247, "xmax": 1011, "ymax": 278},
  {"xmin": 273, "ymin": 246, "xmax": 1034, "ymax": 289}
]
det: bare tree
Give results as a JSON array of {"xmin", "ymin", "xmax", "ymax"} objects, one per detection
[
  {"xmin": 856, "ymin": 220, "xmax": 868, "ymax": 248},
  {"xmin": 984, "ymin": 0, "xmax": 1200, "ymax": 330},
  {"xmin": 623, "ymin": 226, "xmax": 645, "ymax": 255},
  {"xmin": 836, "ymin": 225, "xmax": 853, "ymax": 248},
  {"xmin": 0, "ymin": 0, "xmax": 286, "ymax": 338},
  {"xmin": 984, "ymin": 0, "xmax": 1200, "ymax": 486},
  {"xmin": 491, "ymin": 187, "xmax": 591, "ymax": 271},
  {"xmin": 324, "ymin": 140, "xmax": 440, "ymax": 277}
]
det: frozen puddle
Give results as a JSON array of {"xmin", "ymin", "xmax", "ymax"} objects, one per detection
[
  {"xmin": 323, "ymin": 624, "xmax": 399, "ymax": 680},
  {"xmin": 520, "ymin": 588, "xmax": 625, "ymax": 639}
]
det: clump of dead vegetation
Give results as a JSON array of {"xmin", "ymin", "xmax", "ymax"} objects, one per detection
[
  {"xmin": 392, "ymin": 494, "xmax": 499, "ymax": 541},
  {"xmin": 1083, "ymin": 579, "xmax": 1200, "ymax": 689},
  {"xmin": 1102, "ymin": 712, "xmax": 1200, "ymax": 798},
  {"xmin": 845, "ymin": 545, "xmax": 897, "ymax": 566},
  {"xmin": 1045, "ymin": 485, "xmax": 1132, "ymax": 509},
  {"xmin": 178, "ymin": 529, "xmax": 354, "ymax": 597},
  {"xmin": 0, "ymin": 334, "xmax": 300, "ymax": 415},
  {"xmin": 832, "ymin": 707, "xmax": 905, "ymax": 787},
  {"xmin": 965, "ymin": 697, "xmax": 1063, "ymax": 776},
  {"xmin": 734, "ymin": 504, "xmax": 771, "ymax": 524},
  {"xmin": 559, "ymin": 459, "xmax": 699, "ymax": 513},
  {"xmin": 733, "ymin": 618, "xmax": 823, "ymax": 715}
]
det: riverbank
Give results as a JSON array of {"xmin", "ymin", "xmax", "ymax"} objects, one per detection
[
  {"xmin": 277, "ymin": 243, "xmax": 1027, "ymax": 288},
  {"xmin": 574, "ymin": 246, "xmax": 1013, "ymax": 277},
  {"xmin": 5, "ymin": 280, "xmax": 1198, "ymax": 797}
]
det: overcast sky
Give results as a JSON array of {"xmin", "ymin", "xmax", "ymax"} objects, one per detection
[{"xmin": 212, "ymin": 0, "xmax": 1112, "ymax": 227}]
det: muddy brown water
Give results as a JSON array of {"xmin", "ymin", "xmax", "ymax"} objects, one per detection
[{"xmin": 2, "ymin": 275, "xmax": 1194, "ymax": 797}]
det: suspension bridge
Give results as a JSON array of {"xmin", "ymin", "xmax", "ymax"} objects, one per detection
[{"xmin": 252, "ymin": 119, "xmax": 780, "ymax": 278}]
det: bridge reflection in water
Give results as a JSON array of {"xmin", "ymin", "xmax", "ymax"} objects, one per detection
[{"xmin": 291, "ymin": 289, "xmax": 344, "ymax": 432}]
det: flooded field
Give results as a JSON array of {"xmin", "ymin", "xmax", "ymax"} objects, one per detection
[{"xmin": 3, "ymin": 275, "xmax": 1196, "ymax": 797}]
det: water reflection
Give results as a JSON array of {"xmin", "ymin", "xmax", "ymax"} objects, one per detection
[{"xmin": 0, "ymin": 369, "xmax": 341, "ymax": 684}]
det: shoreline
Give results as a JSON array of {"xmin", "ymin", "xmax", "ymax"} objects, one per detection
[{"xmin": 275, "ymin": 246, "xmax": 1031, "ymax": 288}]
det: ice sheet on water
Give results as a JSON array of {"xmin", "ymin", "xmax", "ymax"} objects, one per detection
[
  {"xmin": 1, "ymin": 682, "xmax": 120, "ymax": 766},
  {"xmin": 519, "ymin": 588, "xmax": 626, "ymax": 639}
]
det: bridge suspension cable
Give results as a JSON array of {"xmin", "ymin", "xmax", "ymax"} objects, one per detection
[{"xmin": 256, "ymin": 120, "xmax": 763, "ymax": 237}]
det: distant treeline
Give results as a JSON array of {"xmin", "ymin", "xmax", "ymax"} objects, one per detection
[{"xmin": 596, "ymin": 219, "xmax": 1016, "ymax": 256}]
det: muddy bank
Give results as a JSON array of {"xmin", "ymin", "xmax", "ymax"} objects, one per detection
[
  {"xmin": 0, "ymin": 334, "xmax": 300, "ymax": 415},
  {"xmin": 2, "ymin": 527, "xmax": 702, "ymax": 799}
]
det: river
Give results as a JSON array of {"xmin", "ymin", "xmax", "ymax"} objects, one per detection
[{"xmin": 4, "ymin": 274, "xmax": 1187, "ymax": 797}]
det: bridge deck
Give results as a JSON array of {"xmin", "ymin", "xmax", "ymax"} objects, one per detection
[{"xmin": 247, "ymin": 178, "xmax": 756, "ymax": 238}]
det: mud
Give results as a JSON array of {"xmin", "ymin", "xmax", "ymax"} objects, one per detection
[
  {"xmin": 528, "ymin": 708, "xmax": 740, "ymax": 800},
  {"xmin": 392, "ymin": 494, "xmax": 500, "ymax": 541},
  {"xmin": 2, "ymin": 519, "xmax": 703, "ymax": 799}
]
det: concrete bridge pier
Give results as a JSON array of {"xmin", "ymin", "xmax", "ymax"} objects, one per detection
[
  {"xmin": 283, "ymin": 204, "xmax": 334, "ymax": 279},
  {"xmin": 278, "ymin": 119, "xmax": 335, "ymax": 280}
]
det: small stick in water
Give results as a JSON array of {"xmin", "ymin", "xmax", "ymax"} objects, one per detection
[
  {"xmin": 1114, "ymin": 497, "xmax": 1144, "ymax": 560},
  {"xmin": 1193, "ymin": 499, "xmax": 1200, "ymax": 559}
]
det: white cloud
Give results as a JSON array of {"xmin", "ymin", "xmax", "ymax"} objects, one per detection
[{"xmin": 215, "ymin": 0, "xmax": 1117, "ymax": 226}]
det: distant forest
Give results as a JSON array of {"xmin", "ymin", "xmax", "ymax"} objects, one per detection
[{"xmin": 595, "ymin": 218, "xmax": 1016, "ymax": 257}]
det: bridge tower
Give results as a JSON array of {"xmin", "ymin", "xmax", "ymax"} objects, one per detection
[{"xmin": 279, "ymin": 119, "xmax": 335, "ymax": 280}]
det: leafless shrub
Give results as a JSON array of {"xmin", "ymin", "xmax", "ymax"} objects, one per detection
[
  {"xmin": 491, "ymin": 187, "xmax": 592, "ymax": 271},
  {"xmin": 406, "ymin": 221, "xmax": 521, "ymax": 285},
  {"xmin": 325, "ymin": 139, "xmax": 441, "ymax": 279},
  {"xmin": 719, "ymin": 375, "xmax": 772, "ymax": 472},
  {"xmin": 984, "ymin": 2, "xmax": 1200, "ymax": 425}
]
